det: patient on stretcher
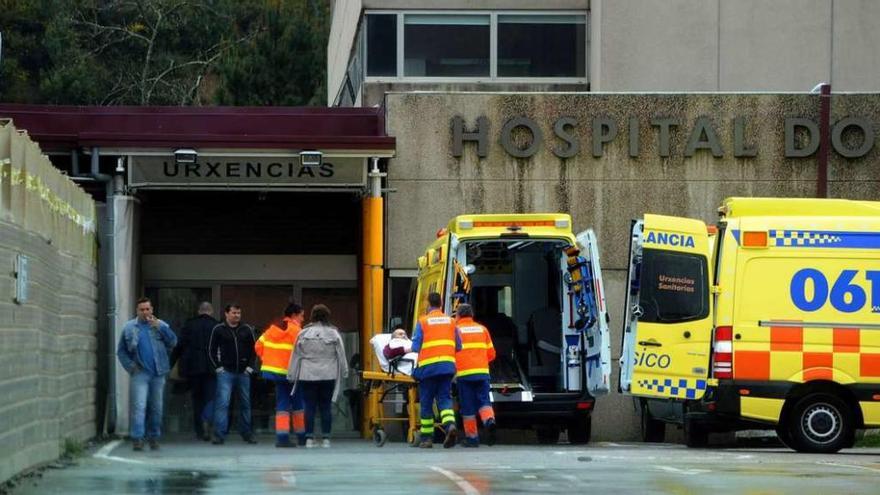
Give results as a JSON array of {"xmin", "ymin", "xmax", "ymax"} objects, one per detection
[{"xmin": 370, "ymin": 329, "xmax": 418, "ymax": 375}]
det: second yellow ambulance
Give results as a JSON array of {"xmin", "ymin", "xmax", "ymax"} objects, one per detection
[{"xmin": 620, "ymin": 197, "xmax": 880, "ymax": 452}]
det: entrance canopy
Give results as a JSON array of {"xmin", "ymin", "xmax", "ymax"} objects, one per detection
[{"xmin": 0, "ymin": 104, "xmax": 396, "ymax": 191}]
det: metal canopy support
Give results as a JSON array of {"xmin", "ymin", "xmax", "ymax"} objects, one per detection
[{"xmin": 361, "ymin": 157, "xmax": 388, "ymax": 437}]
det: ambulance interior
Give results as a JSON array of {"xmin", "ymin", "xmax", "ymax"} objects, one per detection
[{"xmin": 459, "ymin": 239, "xmax": 574, "ymax": 394}]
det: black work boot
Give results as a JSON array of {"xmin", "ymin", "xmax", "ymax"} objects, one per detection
[
  {"xmin": 485, "ymin": 420, "xmax": 498, "ymax": 446},
  {"xmin": 443, "ymin": 425, "xmax": 458, "ymax": 449}
]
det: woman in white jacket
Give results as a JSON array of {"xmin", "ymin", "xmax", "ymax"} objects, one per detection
[{"xmin": 287, "ymin": 304, "xmax": 348, "ymax": 448}]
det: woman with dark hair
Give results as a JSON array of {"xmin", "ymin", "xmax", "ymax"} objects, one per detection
[{"xmin": 287, "ymin": 304, "xmax": 348, "ymax": 448}]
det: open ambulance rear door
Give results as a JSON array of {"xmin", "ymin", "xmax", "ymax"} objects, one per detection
[
  {"xmin": 574, "ymin": 229, "xmax": 612, "ymax": 396},
  {"xmin": 619, "ymin": 215, "xmax": 714, "ymax": 400}
]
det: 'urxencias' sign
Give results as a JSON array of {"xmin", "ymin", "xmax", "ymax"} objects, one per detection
[{"xmin": 128, "ymin": 155, "xmax": 367, "ymax": 189}]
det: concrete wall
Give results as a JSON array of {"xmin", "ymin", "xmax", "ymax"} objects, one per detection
[
  {"xmin": 0, "ymin": 221, "xmax": 97, "ymax": 482},
  {"xmin": 328, "ymin": 0, "xmax": 364, "ymax": 106},
  {"xmin": 591, "ymin": 0, "xmax": 880, "ymax": 91},
  {"xmin": 383, "ymin": 91, "xmax": 880, "ymax": 440}
]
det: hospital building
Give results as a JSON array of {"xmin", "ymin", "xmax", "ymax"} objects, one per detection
[{"xmin": 1, "ymin": 1, "xmax": 880, "ymax": 477}]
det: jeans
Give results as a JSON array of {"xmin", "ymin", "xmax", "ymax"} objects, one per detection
[
  {"xmin": 130, "ymin": 371, "xmax": 166, "ymax": 441},
  {"xmin": 190, "ymin": 374, "xmax": 216, "ymax": 437},
  {"xmin": 213, "ymin": 371, "xmax": 252, "ymax": 439},
  {"xmin": 300, "ymin": 380, "xmax": 335, "ymax": 438}
]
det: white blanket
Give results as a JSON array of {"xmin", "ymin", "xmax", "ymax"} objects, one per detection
[{"xmin": 370, "ymin": 333, "xmax": 418, "ymax": 375}]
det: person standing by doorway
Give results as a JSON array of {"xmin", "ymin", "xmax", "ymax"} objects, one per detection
[
  {"xmin": 208, "ymin": 303, "xmax": 258, "ymax": 445},
  {"xmin": 117, "ymin": 297, "xmax": 178, "ymax": 451},
  {"xmin": 171, "ymin": 302, "xmax": 218, "ymax": 441},
  {"xmin": 454, "ymin": 303, "xmax": 498, "ymax": 447},
  {"xmin": 287, "ymin": 305, "xmax": 348, "ymax": 448},
  {"xmin": 412, "ymin": 292, "xmax": 462, "ymax": 448},
  {"xmin": 255, "ymin": 303, "xmax": 306, "ymax": 447}
]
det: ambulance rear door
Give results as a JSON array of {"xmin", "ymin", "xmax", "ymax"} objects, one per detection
[
  {"xmin": 412, "ymin": 234, "xmax": 452, "ymax": 329},
  {"xmin": 574, "ymin": 229, "xmax": 612, "ymax": 396},
  {"xmin": 619, "ymin": 215, "xmax": 714, "ymax": 400}
]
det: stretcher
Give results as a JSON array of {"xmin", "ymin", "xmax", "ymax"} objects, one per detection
[{"xmin": 360, "ymin": 334, "xmax": 420, "ymax": 446}]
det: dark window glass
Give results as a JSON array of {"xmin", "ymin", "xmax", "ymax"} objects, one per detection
[
  {"xmin": 498, "ymin": 15, "xmax": 585, "ymax": 78},
  {"xmin": 367, "ymin": 14, "xmax": 397, "ymax": 77},
  {"xmin": 638, "ymin": 249, "xmax": 709, "ymax": 323},
  {"xmin": 404, "ymin": 15, "xmax": 490, "ymax": 77}
]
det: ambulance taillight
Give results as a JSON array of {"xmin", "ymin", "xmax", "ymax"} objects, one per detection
[{"xmin": 713, "ymin": 326, "xmax": 733, "ymax": 379}]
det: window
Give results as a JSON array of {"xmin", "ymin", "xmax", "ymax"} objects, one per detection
[
  {"xmin": 638, "ymin": 249, "xmax": 709, "ymax": 323},
  {"xmin": 404, "ymin": 14, "xmax": 490, "ymax": 77},
  {"xmin": 498, "ymin": 15, "xmax": 585, "ymax": 77},
  {"xmin": 363, "ymin": 11, "xmax": 588, "ymax": 81},
  {"xmin": 366, "ymin": 14, "xmax": 397, "ymax": 77}
]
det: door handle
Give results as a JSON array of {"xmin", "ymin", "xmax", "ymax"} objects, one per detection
[{"xmin": 638, "ymin": 339, "xmax": 662, "ymax": 347}]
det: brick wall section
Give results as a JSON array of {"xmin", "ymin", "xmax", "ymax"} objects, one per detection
[{"xmin": 0, "ymin": 220, "xmax": 97, "ymax": 483}]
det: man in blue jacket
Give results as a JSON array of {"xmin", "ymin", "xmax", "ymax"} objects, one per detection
[{"xmin": 117, "ymin": 297, "xmax": 178, "ymax": 451}]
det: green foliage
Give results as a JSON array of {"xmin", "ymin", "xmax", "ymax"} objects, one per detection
[
  {"xmin": 0, "ymin": 0, "xmax": 329, "ymax": 106},
  {"xmin": 61, "ymin": 437, "xmax": 85, "ymax": 458},
  {"xmin": 214, "ymin": 0, "xmax": 329, "ymax": 106}
]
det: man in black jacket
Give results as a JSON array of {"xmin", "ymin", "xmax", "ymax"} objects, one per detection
[
  {"xmin": 171, "ymin": 302, "xmax": 218, "ymax": 441},
  {"xmin": 208, "ymin": 303, "xmax": 258, "ymax": 444}
]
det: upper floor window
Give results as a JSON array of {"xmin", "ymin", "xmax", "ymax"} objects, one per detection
[
  {"xmin": 367, "ymin": 14, "xmax": 397, "ymax": 77},
  {"xmin": 404, "ymin": 15, "xmax": 490, "ymax": 77},
  {"xmin": 498, "ymin": 15, "xmax": 585, "ymax": 78},
  {"xmin": 365, "ymin": 11, "xmax": 587, "ymax": 81}
]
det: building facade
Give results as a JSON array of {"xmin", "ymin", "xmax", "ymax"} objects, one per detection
[{"xmin": 328, "ymin": 0, "xmax": 880, "ymax": 441}]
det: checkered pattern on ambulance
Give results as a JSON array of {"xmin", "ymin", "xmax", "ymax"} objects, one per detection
[
  {"xmin": 636, "ymin": 378, "xmax": 708, "ymax": 399},
  {"xmin": 733, "ymin": 324, "xmax": 880, "ymax": 384}
]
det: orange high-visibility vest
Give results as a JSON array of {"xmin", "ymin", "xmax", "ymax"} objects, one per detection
[
  {"xmin": 455, "ymin": 317, "xmax": 496, "ymax": 378},
  {"xmin": 417, "ymin": 309, "xmax": 457, "ymax": 367},
  {"xmin": 255, "ymin": 317, "xmax": 301, "ymax": 376}
]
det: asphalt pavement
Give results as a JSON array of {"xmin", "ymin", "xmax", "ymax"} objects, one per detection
[{"xmin": 9, "ymin": 436, "xmax": 880, "ymax": 494}]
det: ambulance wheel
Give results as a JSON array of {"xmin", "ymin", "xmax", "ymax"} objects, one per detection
[
  {"xmin": 373, "ymin": 427, "xmax": 387, "ymax": 447},
  {"xmin": 787, "ymin": 393, "xmax": 851, "ymax": 453},
  {"xmin": 641, "ymin": 405, "xmax": 665, "ymax": 443},
  {"xmin": 568, "ymin": 417, "xmax": 592, "ymax": 444},
  {"xmin": 536, "ymin": 427, "xmax": 561, "ymax": 445},
  {"xmin": 683, "ymin": 418, "xmax": 709, "ymax": 448}
]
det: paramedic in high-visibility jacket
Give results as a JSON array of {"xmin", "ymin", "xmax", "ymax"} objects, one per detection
[
  {"xmin": 454, "ymin": 304, "xmax": 497, "ymax": 447},
  {"xmin": 412, "ymin": 292, "xmax": 463, "ymax": 448},
  {"xmin": 255, "ymin": 303, "xmax": 306, "ymax": 447}
]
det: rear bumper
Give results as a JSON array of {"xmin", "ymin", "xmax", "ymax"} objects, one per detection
[{"xmin": 492, "ymin": 393, "xmax": 594, "ymax": 427}]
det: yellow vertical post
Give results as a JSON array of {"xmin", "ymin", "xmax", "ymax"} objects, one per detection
[{"xmin": 361, "ymin": 193, "xmax": 384, "ymax": 437}]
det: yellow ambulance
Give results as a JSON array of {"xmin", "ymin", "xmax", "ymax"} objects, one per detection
[
  {"xmin": 620, "ymin": 197, "xmax": 880, "ymax": 453},
  {"xmin": 408, "ymin": 213, "xmax": 611, "ymax": 443}
]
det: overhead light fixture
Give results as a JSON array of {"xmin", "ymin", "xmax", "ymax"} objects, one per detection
[
  {"xmin": 300, "ymin": 150, "xmax": 322, "ymax": 168},
  {"xmin": 174, "ymin": 148, "xmax": 198, "ymax": 165}
]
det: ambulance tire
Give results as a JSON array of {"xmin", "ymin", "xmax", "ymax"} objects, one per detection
[
  {"xmin": 683, "ymin": 418, "xmax": 709, "ymax": 448},
  {"xmin": 641, "ymin": 406, "xmax": 666, "ymax": 443},
  {"xmin": 787, "ymin": 393, "xmax": 852, "ymax": 454},
  {"xmin": 536, "ymin": 427, "xmax": 561, "ymax": 445},
  {"xmin": 568, "ymin": 418, "xmax": 592, "ymax": 444}
]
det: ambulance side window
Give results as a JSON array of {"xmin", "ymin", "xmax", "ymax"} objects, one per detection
[{"xmin": 639, "ymin": 249, "xmax": 709, "ymax": 323}]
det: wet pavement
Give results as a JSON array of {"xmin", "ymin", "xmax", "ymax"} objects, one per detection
[{"xmin": 10, "ymin": 437, "xmax": 880, "ymax": 494}]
